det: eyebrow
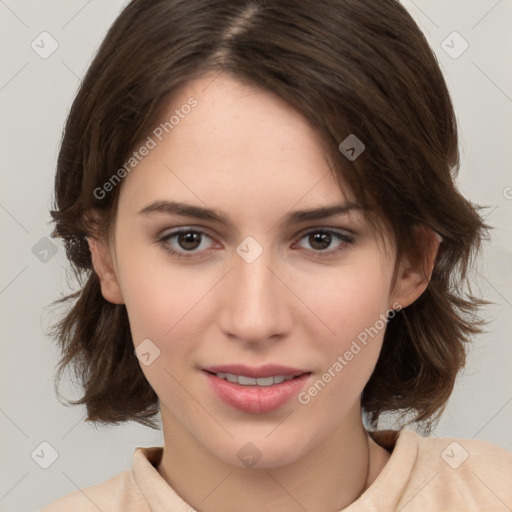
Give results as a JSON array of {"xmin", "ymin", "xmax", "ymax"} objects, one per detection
[{"xmin": 138, "ymin": 200, "xmax": 368, "ymax": 231}]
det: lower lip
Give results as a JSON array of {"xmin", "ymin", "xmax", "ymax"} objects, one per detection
[{"xmin": 203, "ymin": 371, "xmax": 311, "ymax": 414}]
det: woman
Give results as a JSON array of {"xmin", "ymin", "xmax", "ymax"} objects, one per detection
[{"xmin": 41, "ymin": 0, "xmax": 512, "ymax": 510}]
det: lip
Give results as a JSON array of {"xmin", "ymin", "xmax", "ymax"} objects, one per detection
[
  {"xmin": 202, "ymin": 364, "xmax": 308, "ymax": 378},
  {"xmin": 203, "ymin": 367, "xmax": 311, "ymax": 414}
]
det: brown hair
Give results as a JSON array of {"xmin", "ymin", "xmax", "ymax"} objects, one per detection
[{"xmin": 49, "ymin": 0, "xmax": 491, "ymax": 432}]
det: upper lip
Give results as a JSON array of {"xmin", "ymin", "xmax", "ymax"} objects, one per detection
[{"xmin": 203, "ymin": 364, "xmax": 310, "ymax": 378}]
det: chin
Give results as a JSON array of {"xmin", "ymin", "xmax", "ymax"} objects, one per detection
[{"xmin": 205, "ymin": 433, "xmax": 314, "ymax": 471}]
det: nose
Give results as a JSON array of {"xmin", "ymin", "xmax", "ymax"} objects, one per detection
[{"xmin": 218, "ymin": 245, "xmax": 293, "ymax": 345}]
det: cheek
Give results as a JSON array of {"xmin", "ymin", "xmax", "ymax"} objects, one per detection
[
  {"xmin": 296, "ymin": 268, "xmax": 390, "ymax": 417},
  {"xmin": 301, "ymin": 257, "xmax": 392, "ymax": 344},
  {"xmin": 115, "ymin": 242, "xmax": 218, "ymax": 402},
  {"xmin": 116, "ymin": 252, "xmax": 205, "ymax": 410},
  {"xmin": 294, "ymin": 254, "xmax": 392, "ymax": 405},
  {"xmin": 116, "ymin": 241, "xmax": 206, "ymax": 342}
]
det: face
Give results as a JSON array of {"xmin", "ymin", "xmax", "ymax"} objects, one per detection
[{"xmin": 93, "ymin": 73, "xmax": 423, "ymax": 469}]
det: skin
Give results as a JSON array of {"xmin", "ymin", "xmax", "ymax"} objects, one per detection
[{"xmin": 88, "ymin": 73, "xmax": 440, "ymax": 512}]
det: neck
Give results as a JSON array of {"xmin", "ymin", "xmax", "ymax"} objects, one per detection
[{"xmin": 156, "ymin": 405, "xmax": 388, "ymax": 512}]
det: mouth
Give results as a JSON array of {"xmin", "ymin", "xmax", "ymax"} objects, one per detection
[
  {"xmin": 203, "ymin": 371, "xmax": 308, "ymax": 387},
  {"xmin": 202, "ymin": 364, "xmax": 310, "ymax": 384},
  {"xmin": 202, "ymin": 364, "xmax": 312, "ymax": 414}
]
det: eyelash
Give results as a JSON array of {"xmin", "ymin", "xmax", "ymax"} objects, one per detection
[{"xmin": 156, "ymin": 227, "xmax": 355, "ymax": 260}]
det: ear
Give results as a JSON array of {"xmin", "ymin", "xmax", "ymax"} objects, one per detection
[
  {"xmin": 87, "ymin": 236, "xmax": 125, "ymax": 305},
  {"xmin": 390, "ymin": 227, "xmax": 442, "ymax": 309}
]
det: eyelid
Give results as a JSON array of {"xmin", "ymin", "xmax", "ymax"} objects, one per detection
[
  {"xmin": 157, "ymin": 224, "xmax": 355, "ymax": 240},
  {"xmin": 296, "ymin": 225, "xmax": 355, "ymax": 238},
  {"xmin": 293, "ymin": 227, "xmax": 355, "ymax": 252},
  {"xmin": 156, "ymin": 225, "xmax": 356, "ymax": 259}
]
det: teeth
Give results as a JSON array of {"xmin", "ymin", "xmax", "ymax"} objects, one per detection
[{"xmin": 214, "ymin": 373, "xmax": 297, "ymax": 386}]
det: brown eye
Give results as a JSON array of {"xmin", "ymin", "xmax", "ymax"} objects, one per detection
[
  {"xmin": 158, "ymin": 229, "xmax": 215, "ymax": 259},
  {"xmin": 295, "ymin": 229, "xmax": 354, "ymax": 256},
  {"xmin": 308, "ymin": 232, "xmax": 333, "ymax": 250},
  {"xmin": 176, "ymin": 231, "xmax": 202, "ymax": 251}
]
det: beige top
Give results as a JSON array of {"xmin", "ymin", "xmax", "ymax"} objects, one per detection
[{"xmin": 40, "ymin": 428, "xmax": 512, "ymax": 511}]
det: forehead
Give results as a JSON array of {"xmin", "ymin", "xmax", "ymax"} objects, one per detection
[
  {"xmin": 119, "ymin": 72, "xmax": 356, "ymax": 210},
  {"xmin": 105, "ymin": 72, "xmax": 398, "ymax": 268}
]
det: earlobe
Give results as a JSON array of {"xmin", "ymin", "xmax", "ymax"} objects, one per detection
[
  {"xmin": 87, "ymin": 236, "xmax": 125, "ymax": 305},
  {"xmin": 391, "ymin": 228, "xmax": 442, "ymax": 309}
]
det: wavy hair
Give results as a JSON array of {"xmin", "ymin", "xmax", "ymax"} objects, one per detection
[{"xmin": 49, "ymin": 0, "xmax": 490, "ymax": 432}]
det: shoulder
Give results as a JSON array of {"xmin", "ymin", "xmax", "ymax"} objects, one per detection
[
  {"xmin": 39, "ymin": 469, "xmax": 150, "ymax": 512},
  {"xmin": 412, "ymin": 430, "xmax": 512, "ymax": 476},
  {"xmin": 401, "ymin": 429, "xmax": 512, "ymax": 510}
]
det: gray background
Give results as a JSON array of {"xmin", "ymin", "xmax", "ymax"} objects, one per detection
[{"xmin": 0, "ymin": 1, "xmax": 511, "ymax": 510}]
